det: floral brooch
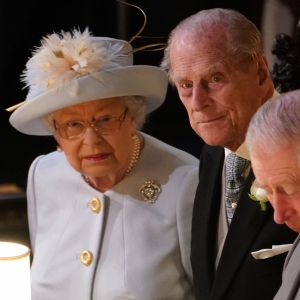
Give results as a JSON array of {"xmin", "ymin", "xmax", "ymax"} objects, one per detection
[
  {"xmin": 248, "ymin": 180, "xmax": 269, "ymax": 211},
  {"xmin": 140, "ymin": 180, "xmax": 161, "ymax": 204}
]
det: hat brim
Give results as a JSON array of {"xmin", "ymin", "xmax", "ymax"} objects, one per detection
[{"xmin": 9, "ymin": 65, "xmax": 168, "ymax": 135}]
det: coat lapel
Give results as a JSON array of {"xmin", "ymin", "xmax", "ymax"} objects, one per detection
[
  {"xmin": 212, "ymin": 169, "xmax": 271, "ymax": 299},
  {"xmin": 191, "ymin": 145, "xmax": 224, "ymax": 298}
]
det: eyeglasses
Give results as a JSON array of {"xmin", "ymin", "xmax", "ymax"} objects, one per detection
[{"xmin": 54, "ymin": 108, "xmax": 128, "ymax": 140}]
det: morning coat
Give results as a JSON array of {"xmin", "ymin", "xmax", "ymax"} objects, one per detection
[{"xmin": 191, "ymin": 145, "xmax": 298, "ymax": 300}]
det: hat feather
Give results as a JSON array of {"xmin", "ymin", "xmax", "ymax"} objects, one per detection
[{"xmin": 21, "ymin": 28, "xmax": 123, "ymax": 99}]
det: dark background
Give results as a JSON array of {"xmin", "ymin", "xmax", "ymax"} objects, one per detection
[{"xmin": 0, "ymin": 0, "xmax": 298, "ymax": 188}]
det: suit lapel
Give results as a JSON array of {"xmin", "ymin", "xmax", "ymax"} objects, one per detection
[
  {"xmin": 212, "ymin": 169, "xmax": 271, "ymax": 299},
  {"xmin": 191, "ymin": 145, "xmax": 224, "ymax": 298}
]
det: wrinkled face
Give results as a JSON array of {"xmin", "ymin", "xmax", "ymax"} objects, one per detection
[
  {"xmin": 169, "ymin": 33, "xmax": 269, "ymax": 150},
  {"xmin": 53, "ymin": 98, "xmax": 136, "ymax": 181},
  {"xmin": 251, "ymin": 143, "xmax": 300, "ymax": 233}
]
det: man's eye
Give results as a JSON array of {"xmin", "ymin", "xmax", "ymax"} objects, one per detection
[
  {"xmin": 211, "ymin": 73, "xmax": 223, "ymax": 83},
  {"xmin": 283, "ymin": 186, "xmax": 297, "ymax": 196},
  {"xmin": 179, "ymin": 81, "xmax": 193, "ymax": 89}
]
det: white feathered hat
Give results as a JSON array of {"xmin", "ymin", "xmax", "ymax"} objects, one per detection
[{"xmin": 9, "ymin": 29, "xmax": 168, "ymax": 135}]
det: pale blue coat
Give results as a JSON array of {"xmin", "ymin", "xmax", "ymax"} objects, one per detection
[{"xmin": 27, "ymin": 133, "xmax": 199, "ymax": 300}]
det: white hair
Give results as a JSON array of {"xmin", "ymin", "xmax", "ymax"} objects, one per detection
[
  {"xmin": 246, "ymin": 90, "xmax": 300, "ymax": 154},
  {"xmin": 161, "ymin": 8, "xmax": 262, "ymax": 84},
  {"xmin": 123, "ymin": 95, "xmax": 146, "ymax": 129}
]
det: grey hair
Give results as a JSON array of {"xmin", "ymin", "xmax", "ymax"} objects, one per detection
[
  {"xmin": 46, "ymin": 95, "xmax": 147, "ymax": 133},
  {"xmin": 161, "ymin": 8, "xmax": 262, "ymax": 83},
  {"xmin": 246, "ymin": 90, "xmax": 300, "ymax": 153},
  {"xmin": 123, "ymin": 95, "xmax": 146, "ymax": 129}
]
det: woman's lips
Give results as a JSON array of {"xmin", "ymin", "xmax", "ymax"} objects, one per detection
[{"xmin": 83, "ymin": 153, "xmax": 110, "ymax": 161}]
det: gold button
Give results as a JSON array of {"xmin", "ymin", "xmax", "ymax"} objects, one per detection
[
  {"xmin": 80, "ymin": 250, "xmax": 93, "ymax": 266},
  {"xmin": 89, "ymin": 197, "xmax": 101, "ymax": 213}
]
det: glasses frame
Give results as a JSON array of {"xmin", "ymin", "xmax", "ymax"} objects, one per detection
[{"xmin": 54, "ymin": 107, "xmax": 128, "ymax": 140}]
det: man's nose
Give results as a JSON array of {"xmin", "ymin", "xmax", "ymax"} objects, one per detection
[
  {"xmin": 191, "ymin": 84, "xmax": 210, "ymax": 111},
  {"xmin": 272, "ymin": 193, "xmax": 291, "ymax": 224}
]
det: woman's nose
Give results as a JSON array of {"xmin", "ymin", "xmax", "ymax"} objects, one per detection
[{"xmin": 82, "ymin": 127, "xmax": 102, "ymax": 145}]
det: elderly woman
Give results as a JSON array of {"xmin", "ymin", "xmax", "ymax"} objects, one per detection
[
  {"xmin": 246, "ymin": 90, "xmax": 300, "ymax": 300},
  {"xmin": 8, "ymin": 29, "xmax": 198, "ymax": 300}
]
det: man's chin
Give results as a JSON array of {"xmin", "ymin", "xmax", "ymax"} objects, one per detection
[
  {"xmin": 286, "ymin": 222, "xmax": 300, "ymax": 233},
  {"xmin": 194, "ymin": 123, "xmax": 229, "ymax": 144},
  {"xmin": 198, "ymin": 133, "xmax": 228, "ymax": 147}
]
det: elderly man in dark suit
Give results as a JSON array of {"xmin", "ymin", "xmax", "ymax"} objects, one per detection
[
  {"xmin": 161, "ymin": 8, "xmax": 298, "ymax": 300},
  {"xmin": 246, "ymin": 90, "xmax": 300, "ymax": 300}
]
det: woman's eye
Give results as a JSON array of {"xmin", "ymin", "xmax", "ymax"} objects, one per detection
[
  {"xmin": 67, "ymin": 121, "xmax": 83, "ymax": 128},
  {"xmin": 93, "ymin": 116, "xmax": 113, "ymax": 128},
  {"xmin": 96, "ymin": 116, "xmax": 111, "ymax": 124}
]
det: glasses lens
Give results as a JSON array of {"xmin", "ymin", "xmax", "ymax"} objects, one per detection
[
  {"xmin": 93, "ymin": 117, "xmax": 119, "ymax": 134},
  {"xmin": 56, "ymin": 108, "xmax": 128, "ymax": 139},
  {"xmin": 61, "ymin": 121, "xmax": 85, "ymax": 139}
]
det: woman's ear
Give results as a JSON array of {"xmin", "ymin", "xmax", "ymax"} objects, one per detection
[
  {"xmin": 54, "ymin": 135, "xmax": 63, "ymax": 152},
  {"xmin": 56, "ymin": 145, "xmax": 63, "ymax": 152}
]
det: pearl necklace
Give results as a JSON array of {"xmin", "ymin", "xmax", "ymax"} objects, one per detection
[
  {"xmin": 124, "ymin": 134, "xmax": 141, "ymax": 176},
  {"xmin": 82, "ymin": 133, "xmax": 142, "ymax": 186}
]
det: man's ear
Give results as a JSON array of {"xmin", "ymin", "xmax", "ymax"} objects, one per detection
[{"xmin": 257, "ymin": 54, "xmax": 270, "ymax": 86}]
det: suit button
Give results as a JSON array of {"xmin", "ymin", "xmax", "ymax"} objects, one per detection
[
  {"xmin": 89, "ymin": 197, "xmax": 101, "ymax": 213},
  {"xmin": 80, "ymin": 250, "xmax": 93, "ymax": 266}
]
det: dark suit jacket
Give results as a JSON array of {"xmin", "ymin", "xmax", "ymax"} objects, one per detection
[{"xmin": 191, "ymin": 145, "xmax": 298, "ymax": 300}]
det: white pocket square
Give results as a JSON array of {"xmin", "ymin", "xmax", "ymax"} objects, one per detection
[{"xmin": 251, "ymin": 244, "xmax": 293, "ymax": 259}]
